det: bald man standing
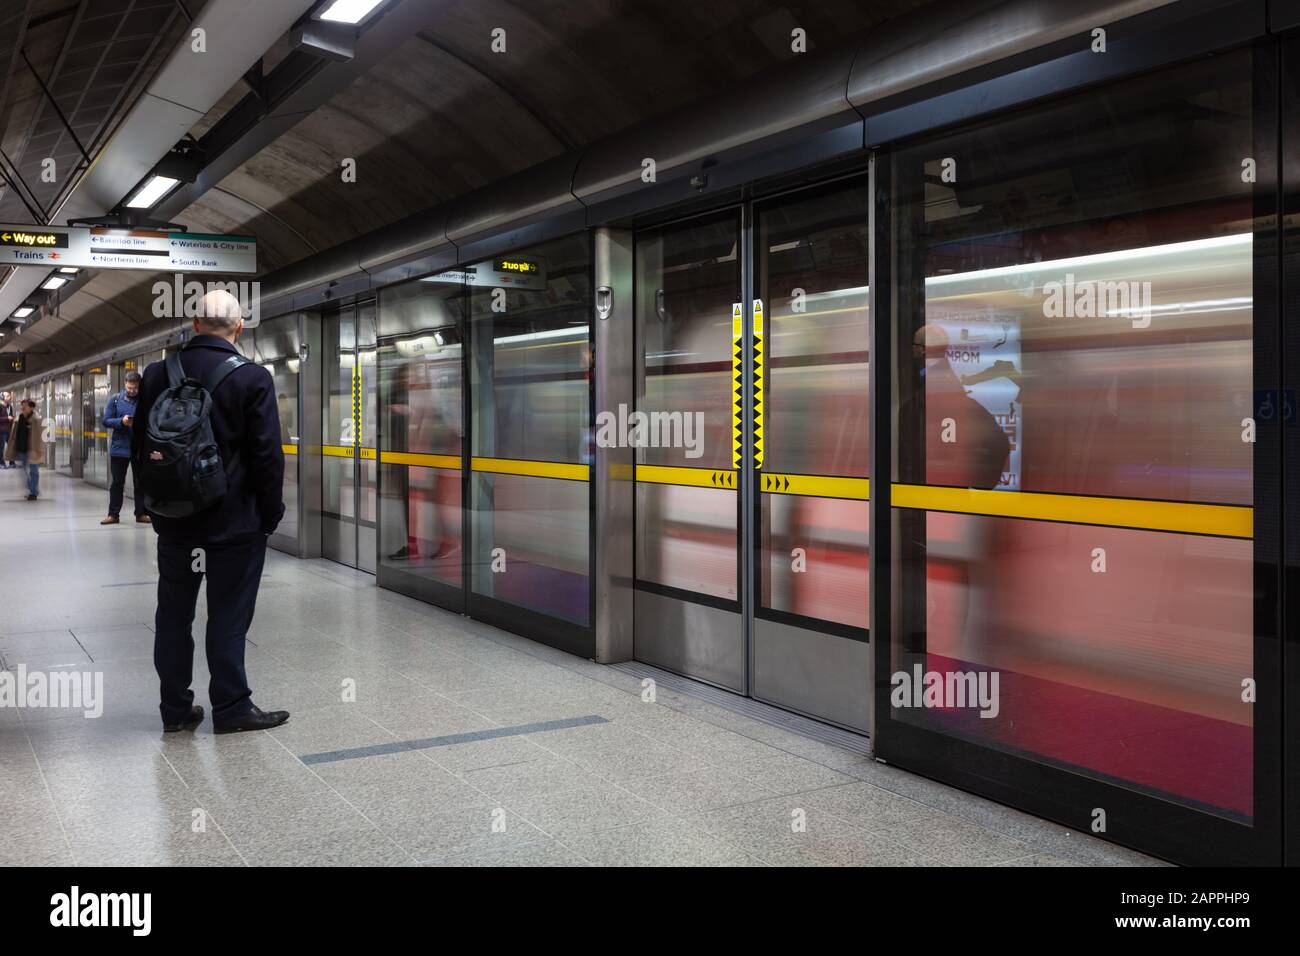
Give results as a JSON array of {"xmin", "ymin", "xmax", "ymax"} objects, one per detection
[{"xmin": 133, "ymin": 289, "xmax": 289, "ymax": 734}]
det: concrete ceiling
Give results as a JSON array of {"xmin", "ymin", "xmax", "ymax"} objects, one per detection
[{"xmin": 3, "ymin": 0, "xmax": 934, "ymax": 372}]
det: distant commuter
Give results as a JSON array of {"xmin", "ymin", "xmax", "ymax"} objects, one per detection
[
  {"xmin": 133, "ymin": 289, "xmax": 289, "ymax": 734},
  {"xmin": 3, "ymin": 399, "xmax": 43, "ymax": 499},
  {"xmin": 910, "ymin": 323, "xmax": 1009, "ymax": 490},
  {"xmin": 0, "ymin": 391, "xmax": 12, "ymax": 468},
  {"xmin": 101, "ymin": 371, "xmax": 150, "ymax": 525}
]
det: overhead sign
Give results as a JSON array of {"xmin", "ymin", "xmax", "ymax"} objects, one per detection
[
  {"xmin": 421, "ymin": 257, "xmax": 547, "ymax": 291},
  {"xmin": 493, "ymin": 256, "xmax": 541, "ymax": 276},
  {"xmin": 0, "ymin": 224, "xmax": 257, "ymax": 273},
  {"xmin": 4, "ymin": 354, "xmax": 26, "ymax": 373}
]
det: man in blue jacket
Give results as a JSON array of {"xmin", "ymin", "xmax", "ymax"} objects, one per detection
[
  {"xmin": 101, "ymin": 371, "xmax": 149, "ymax": 525},
  {"xmin": 133, "ymin": 289, "xmax": 289, "ymax": 734}
]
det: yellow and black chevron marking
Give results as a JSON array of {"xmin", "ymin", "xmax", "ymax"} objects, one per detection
[
  {"xmin": 753, "ymin": 298, "xmax": 764, "ymax": 469},
  {"xmin": 731, "ymin": 302, "xmax": 742, "ymax": 469},
  {"xmin": 761, "ymin": 472, "xmax": 869, "ymax": 500},
  {"xmin": 636, "ymin": 464, "xmax": 736, "ymax": 489},
  {"xmin": 351, "ymin": 363, "xmax": 362, "ymax": 446}
]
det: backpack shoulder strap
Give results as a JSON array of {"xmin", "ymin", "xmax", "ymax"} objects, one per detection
[
  {"xmin": 203, "ymin": 354, "xmax": 250, "ymax": 395},
  {"xmin": 165, "ymin": 351, "xmax": 187, "ymax": 389}
]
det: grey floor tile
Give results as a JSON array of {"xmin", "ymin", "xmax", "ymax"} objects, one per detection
[
  {"xmin": 553, "ymin": 815, "xmax": 765, "ymax": 867},
  {"xmin": 621, "ymin": 767, "xmax": 776, "ymax": 816},
  {"xmin": 387, "ymin": 804, "xmax": 548, "ymax": 862},
  {"xmin": 501, "ymin": 782, "xmax": 664, "ymax": 838},
  {"xmin": 695, "ymin": 795, "xmax": 927, "ymax": 866},
  {"xmin": 424, "ymin": 837, "xmax": 591, "ymax": 867}
]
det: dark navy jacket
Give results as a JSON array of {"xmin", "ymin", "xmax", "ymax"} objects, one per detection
[
  {"xmin": 102, "ymin": 390, "xmax": 137, "ymax": 459},
  {"xmin": 133, "ymin": 335, "xmax": 285, "ymax": 543}
]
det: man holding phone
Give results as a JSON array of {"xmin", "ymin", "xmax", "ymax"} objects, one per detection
[{"xmin": 102, "ymin": 370, "xmax": 150, "ymax": 524}]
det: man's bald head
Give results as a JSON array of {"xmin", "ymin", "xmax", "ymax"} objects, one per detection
[
  {"xmin": 193, "ymin": 288, "xmax": 245, "ymax": 341},
  {"xmin": 913, "ymin": 323, "xmax": 950, "ymax": 368}
]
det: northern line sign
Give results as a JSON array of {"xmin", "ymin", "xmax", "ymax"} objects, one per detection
[{"xmin": 0, "ymin": 224, "xmax": 256, "ymax": 273}]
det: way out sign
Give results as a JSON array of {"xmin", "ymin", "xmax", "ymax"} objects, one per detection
[{"xmin": 0, "ymin": 224, "xmax": 256, "ymax": 274}]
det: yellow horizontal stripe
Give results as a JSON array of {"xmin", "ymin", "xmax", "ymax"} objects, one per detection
[
  {"xmin": 890, "ymin": 484, "xmax": 1252, "ymax": 539},
  {"xmin": 761, "ymin": 473, "xmax": 869, "ymax": 500},
  {"xmin": 282, "ymin": 444, "xmax": 298, "ymax": 456},
  {"xmin": 471, "ymin": 456, "xmax": 589, "ymax": 481},
  {"xmin": 360, "ymin": 447, "xmax": 376, "ymax": 461},
  {"xmin": 636, "ymin": 464, "xmax": 736, "ymax": 489},
  {"xmin": 380, "ymin": 450, "xmax": 461, "ymax": 470}
]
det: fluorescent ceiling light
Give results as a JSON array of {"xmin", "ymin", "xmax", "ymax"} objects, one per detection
[
  {"xmin": 13, "ymin": 306, "xmax": 35, "ymax": 318},
  {"xmin": 58, "ymin": 267, "xmax": 79, "ymax": 274},
  {"xmin": 318, "ymin": 0, "xmax": 384, "ymax": 24},
  {"xmin": 41, "ymin": 275, "xmax": 68, "ymax": 291},
  {"xmin": 1106, "ymin": 297, "xmax": 1253, "ymax": 318},
  {"xmin": 493, "ymin": 326, "xmax": 587, "ymax": 346},
  {"xmin": 924, "ymin": 233, "xmax": 1251, "ymax": 288},
  {"xmin": 125, "ymin": 175, "xmax": 179, "ymax": 209}
]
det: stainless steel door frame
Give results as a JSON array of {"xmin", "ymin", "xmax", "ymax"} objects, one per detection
[
  {"xmin": 299, "ymin": 310, "xmax": 323, "ymax": 559},
  {"xmin": 593, "ymin": 227, "xmax": 635, "ymax": 663}
]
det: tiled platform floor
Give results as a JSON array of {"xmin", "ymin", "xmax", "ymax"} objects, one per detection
[{"xmin": 0, "ymin": 473, "xmax": 1161, "ymax": 866}]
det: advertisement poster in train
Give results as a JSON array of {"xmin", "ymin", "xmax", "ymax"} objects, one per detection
[{"xmin": 927, "ymin": 311, "xmax": 1022, "ymax": 491}]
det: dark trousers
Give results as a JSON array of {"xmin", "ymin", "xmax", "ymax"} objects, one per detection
[
  {"xmin": 0, "ymin": 430, "xmax": 8, "ymax": 464},
  {"xmin": 108, "ymin": 454, "xmax": 143, "ymax": 517},
  {"xmin": 154, "ymin": 535, "xmax": 267, "ymax": 724}
]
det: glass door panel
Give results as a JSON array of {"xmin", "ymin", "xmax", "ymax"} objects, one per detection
[
  {"xmin": 467, "ymin": 234, "xmax": 593, "ymax": 648},
  {"xmin": 751, "ymin": 179, "xmax": 872, "ymax": 732},
  {"xmin": 320, "ymin": 302, "xmax": 378, "ymax": 572},
  {"xmin": 633, "ymin": 211, "xmax": 745, "ymax": 691},
  {"xmin": 879, "ymin": 45, "xmax": 1281, "ymax": 865},
  {"xmin": 377, "ymin": 278, "xmax": 466, "ymax": 607}
]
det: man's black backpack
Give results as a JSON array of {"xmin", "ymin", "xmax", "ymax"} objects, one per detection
[{"xmin": 139, "ymin": 349, "xmax": 249, "ymax": 518}]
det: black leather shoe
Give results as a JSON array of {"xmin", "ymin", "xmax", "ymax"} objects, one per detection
[
  {"xmin": 214, "ymin": 705, "xmax": 290, "ymax": 734},
  {"xmin": 163, "ymin": 705, "xmax": 204, "ymax": 733}
]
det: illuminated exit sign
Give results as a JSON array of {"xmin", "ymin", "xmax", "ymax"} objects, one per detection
[
  {"xmin": 0, "ymin": 229, "xmax": 68, "ymax": 249},
  {"xmin": 493, "ymin": 257, "xmax": 540, "ymax": 275},
  {"xmin": 0, "ymin": 223, "xmax": 257, "ymax": 273}
]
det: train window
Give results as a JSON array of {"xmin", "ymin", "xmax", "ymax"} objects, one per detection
[{"xmin": 886, "ymin": 48, "xmax": 1259, "ymax": 823}]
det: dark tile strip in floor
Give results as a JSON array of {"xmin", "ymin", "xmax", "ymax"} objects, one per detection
[{"xmin": 299, "ymin": 714, "xmax": 610, "ymax": 765}]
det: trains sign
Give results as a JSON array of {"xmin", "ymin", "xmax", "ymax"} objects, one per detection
[{"xmin": 0, "ymin": 223, "xmax": 257, "ymax": 273}]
